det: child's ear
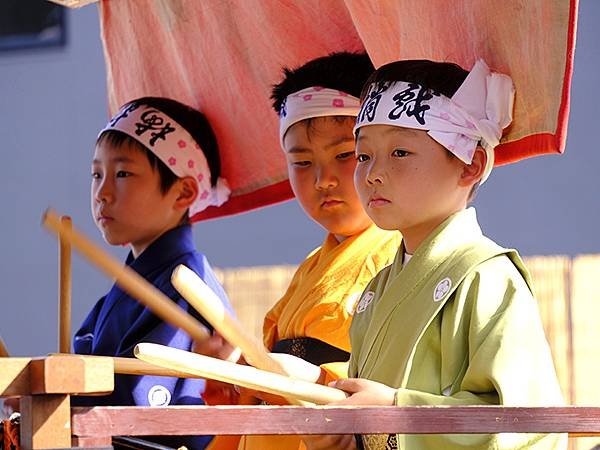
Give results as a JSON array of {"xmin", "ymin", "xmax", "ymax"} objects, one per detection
[
  {"xmin": 459, "ymin": 146, "xmax": 486, "ymax": 187},
  {"xmin": 174, "ymin": 176, "xmax": 199, "ymax": 210}
]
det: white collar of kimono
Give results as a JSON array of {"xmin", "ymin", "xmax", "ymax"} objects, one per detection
[
  {"xmin": 99, "ymin": 103, "xmax": 230, "ymax": 215},
  {"xmin": 354, "ymin": 60, "xmax": 515, "ymax": 184},
  {"xmin": 279, "ymin": 86, "xmax": 361, "ymax": 148}
]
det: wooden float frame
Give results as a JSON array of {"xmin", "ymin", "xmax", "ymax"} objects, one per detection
[{"xmin": 2, "ymin": 356, "xmax": 600, "ymax": 449}]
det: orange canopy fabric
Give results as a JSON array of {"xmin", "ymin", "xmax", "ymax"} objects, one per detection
[{"xmin": 99, "ymin": 0, "xmax": 577, "ymax": 221}]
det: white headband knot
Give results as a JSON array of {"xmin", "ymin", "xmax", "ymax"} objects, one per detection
[
  {"xmin": 99, "ymin": 103, "xmax": 230, "ymax": 215},
  {"xmin": 279, "ymin": 86, "xmax": 361, "ymax": 148},
  {"xmin": 354, "ymin": 59, "xmax": 515, "ymax": 183}
]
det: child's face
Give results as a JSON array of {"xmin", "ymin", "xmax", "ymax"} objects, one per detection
[
  {"xmin": 354, "ymin": 125, "xmax": 466, "ymax": 241},
  {"xmin": 283, "ymin": 117, "xmax": 372, "ymax": 240},
  {"xmin": 91, "ymin": 140, "xmax": 183, "ymax": 257}
]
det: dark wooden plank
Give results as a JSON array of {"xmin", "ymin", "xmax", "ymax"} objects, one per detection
[
  {"xmin": 71, "ymin": 435, "xmax": 113, "ymax": 448},
  {"xmin": 71, "ymin": 406, "xmax": 600, "ymax": 437}
]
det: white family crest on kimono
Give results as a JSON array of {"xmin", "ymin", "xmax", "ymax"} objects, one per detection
[
  {"xmin": 356, "ymin": 290, "xmax": 375, "ymax": 313},
  {"xmin": 147, "ymin": 384, "xmax": 171, "ymax": 407},
  {"xmin": 433, "ymin": 277, "xmax": 452, "ymax": 302}
]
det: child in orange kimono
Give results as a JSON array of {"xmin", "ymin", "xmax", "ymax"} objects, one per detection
[{"xmin": 202, "ymin": 53, "xmax": 401, "ymax": 450}]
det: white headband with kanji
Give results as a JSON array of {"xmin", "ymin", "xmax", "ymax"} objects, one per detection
[
  {"xmin": 354, "ymin": 60, "xmax": 515, "ymax": 183},
  {"xmin": 99, "ymin": 103, "xmax": 230, "ymax": 215}
]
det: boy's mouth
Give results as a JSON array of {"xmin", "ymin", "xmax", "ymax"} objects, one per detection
[
  {"xmin": 96, "ymin": 213, "xmax": 114, "ymax": 224},
  {"xmin": 321, "ymin": 199, "xmax": 344, "ymax": 208},
  {"xmin": 368, "ymin": 196, "xmax": 391, "ymax": 208}
]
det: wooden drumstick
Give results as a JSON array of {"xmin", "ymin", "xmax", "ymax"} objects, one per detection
[
  {"xmin": 172, "ymin": 265, "xmax": 284, "ymax": 372},
  {"xmin": 0, "ymin": 335, "xmax": 9, "ymax": 357},
  {"xmin": 172, "ymin": 264, "xmax": 312, "ymax": 406},
  {"xmin": 113, "ymin": 357, "xmax": 200, "ymax": 378},
  {"xmin": 42, "ymin": 209, "xmax": 210, "ymax": 344},
  {"xmin": 59, "ymin": 216, "xmax": 72, "ymax": 353},
  {"xmin": 135, "ymin": 343, "xmax": 347, "ymax": 405}
]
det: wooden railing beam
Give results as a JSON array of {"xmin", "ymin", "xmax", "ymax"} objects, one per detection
[{"xmin": 71, "ymin": 405, "xmax": 600, "ymax": 438}]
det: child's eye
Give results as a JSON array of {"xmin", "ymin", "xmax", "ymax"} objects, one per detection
[
  {"xmin": 336, "ymin": 151, "xmax": 355, "ymax": 160},
  {"xmin": 291, "ymin": 161, "xmax": 311, "ymax": 167},
  {"xmin": 356, "ymin": 154, "xmax": 370, "ymax": 162},
  {"xmin": 91, "ymin": 172, "xmax": 101, "ymax": 179},
  {"xmin": 116, "ymin": 170, "xmax": 132, "ymax": 177},
  {"xmin": 392, "ymin": 148, "xmax": 409, "ymax": 157}
]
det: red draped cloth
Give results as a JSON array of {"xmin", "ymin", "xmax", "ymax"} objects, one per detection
[{"xmin": 99, "ymin": 0, "xmax": 577, "ymax": 220}]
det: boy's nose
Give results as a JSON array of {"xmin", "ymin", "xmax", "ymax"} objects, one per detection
[
  {"xmin": 315, "ymin": 168, "xmax": 338, "ymax": 190},
  {"xmin": 366, "ymin": 163, "xmax": 384, "ymax": 185},
  {"xmin": 94, "ymin": 180, "xmax": 114, "ymax": 203}
]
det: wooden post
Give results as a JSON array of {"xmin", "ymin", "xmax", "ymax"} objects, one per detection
[
  {"xmin": 59, "ymin": 216, "xmax": 72, "ymax": 354},
  {"xmin": 0, "ymin": 355, "xmax": 114, "ymax": 449},
  {"xmin": 19, "ymin": 395, "xmax": 71, "ymax": 449}
]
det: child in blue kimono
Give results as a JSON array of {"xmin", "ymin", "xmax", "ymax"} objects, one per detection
[{"xmin": 73, "ymin": 96, "xmax": 232, "ymax": 450}]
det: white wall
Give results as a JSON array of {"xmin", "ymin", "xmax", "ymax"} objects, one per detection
[{"xmin": 0, "ymin": 2, "xmax": 598, "ymax": 356}]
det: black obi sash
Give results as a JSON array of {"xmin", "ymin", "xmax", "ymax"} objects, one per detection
[{"xmin": 271, "ymin": 337, "xmax": 350, "ymax": 366}]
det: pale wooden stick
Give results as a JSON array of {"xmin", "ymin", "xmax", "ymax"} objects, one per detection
[
  {"xmin": 59, "ymin": 216, "xmax": 72, "ymax": 353},
  {"xmin": 42, "ymin": 209, "xmax": 210, "ymax": 343},
  {"xmin": 135, "ymin": 343, "xmax": 347, "ymax": 405},
  {"xmin": 172, "ymin": 265, "xmax": 286, "ymax": 373},
  {"xmin": 0, "ymin": 335, "xmax": 9, "ymax": 357},
  {"xmin": 113, "ymin": 357, "xmax": 201, "ymax": 378},
  {"xmin": 172, "ymin": 265, "xmax": 312, "ymax": 406}
]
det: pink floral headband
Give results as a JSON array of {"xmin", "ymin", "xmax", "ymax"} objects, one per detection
[{"xmin": 279, "ymin": 86, "xmax": 361, "ymax": 149}]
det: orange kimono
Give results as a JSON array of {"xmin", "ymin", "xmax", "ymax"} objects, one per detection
[{"xmin": 234, "ymin": 224, "xmax": 400, "ymax": 450}]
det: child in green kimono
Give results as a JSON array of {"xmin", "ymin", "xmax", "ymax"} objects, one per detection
[{"xmin": 304, "ymin": 59, "xmax": 567, "ymax": 450}]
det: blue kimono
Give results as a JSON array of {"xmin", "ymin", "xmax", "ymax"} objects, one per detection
[{"xmin": 73, "ymin": 225, "xmax": 231, "ymax": 450}]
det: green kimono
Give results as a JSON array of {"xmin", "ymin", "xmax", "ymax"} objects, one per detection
[{"xmin": 349, "ymin": 208, "xmax": 566, "ymax": 450}]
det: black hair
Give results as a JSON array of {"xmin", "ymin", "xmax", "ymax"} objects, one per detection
[
  {"xmin": 361, "ymin": 60, "xmax": 482, "ymax": 202},
  {"xmin": 97, "ymin": 97, "xmax": 221, "ymax": 190},
  {"xmin": 271, "ymin": 52, "xmax": 375, "ymax": 114},
  {"xmin": 360, "ymin": 59, "xmax": 469, "ymax": 101}
]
